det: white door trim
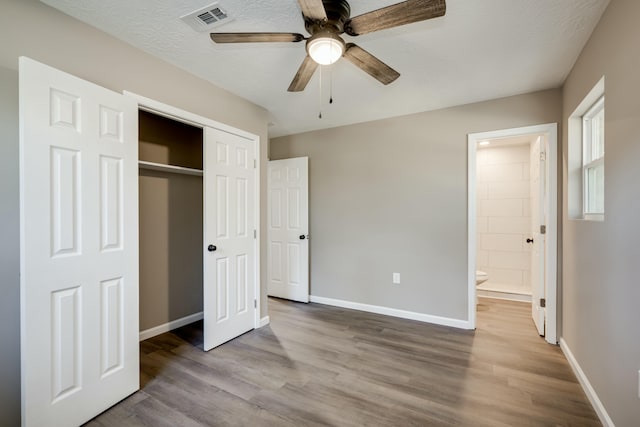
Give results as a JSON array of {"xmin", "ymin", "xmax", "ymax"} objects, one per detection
[
  {"xmin": 467, "ymin": 123, "xmax": 558, "ymax": 344},
  {"xmin": 123, "ymin": 91, "xmax": 262, "ymax": 330}
]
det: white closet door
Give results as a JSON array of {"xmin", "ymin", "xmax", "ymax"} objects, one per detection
[
  {"xmin": 203, "ymin": 127, "xmax": 256, "ymax": 350},
  {"xmin": 267, "ymin": 157, "xmax": 309, "ymax": 303},
  {"xmin": 20, "ymin": 57, "xmax": 139, "ymax": 426}
]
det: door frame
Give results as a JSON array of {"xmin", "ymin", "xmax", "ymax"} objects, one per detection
[
  {"xmin": 467, "ymin": 123, "xmax": 558, "ymax": 344},
  {"xmin": 123, "ymin": 91, "xmax": 263, "ymax": 330}
]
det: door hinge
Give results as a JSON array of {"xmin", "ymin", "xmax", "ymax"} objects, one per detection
[
  {"xmin": 254, "ymin": 159, "xmax": 257, "ymax": 169},
  {"xmin": 254, "ymin": 299, "xmax": 257, "ymax": 308},
  {"xmin": 253, "ymin": 229, "xmax": 257, "ymax": 239},
  {"xmin": 540, "ymin": 151, "xmax": 546, "ymax": 161},
  {"xmin": 540, "ymin": 225, "xmax": 546, "ymax": 234},
  {"xmin": 540, "ymin": 298, "xmax": 546, "ymax": 308}
]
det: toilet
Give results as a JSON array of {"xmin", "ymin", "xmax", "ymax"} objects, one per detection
[{"xmin": 476, "ymin": 270, "xmax": 488, "ymax": 285}]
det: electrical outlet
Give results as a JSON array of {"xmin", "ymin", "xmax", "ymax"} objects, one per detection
[{"xmin": 392, "ymin": 272, "xmax": 401, "ymax": 284}]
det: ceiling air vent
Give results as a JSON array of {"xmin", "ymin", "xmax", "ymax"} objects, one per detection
[{"xmin": 180, "ymin": 3, "xmax": 233, "ymax": 32}]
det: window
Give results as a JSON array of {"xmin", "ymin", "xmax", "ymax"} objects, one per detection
[
  {"xmin": 568, "ymin": 76, "xmax": 604, "ymax": 220},
  {"xmin": 582, "ymin": 96, "xmax": 604, "ymax": 217}
]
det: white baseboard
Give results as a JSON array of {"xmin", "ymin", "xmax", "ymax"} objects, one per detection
[
  {"xmin": 477, "ymin": 290, "xmax": 532, "ymax": 303},
  {"xmin": 309, "ymin": 295, "xmax": 471, "ymax": 329},
  {"xmin": 259, "ymin": 316, "xmax": 270, "ymax": 328},
  {"xmin": 139, "ymin": 311, "xmax": 203, "ymax": 341},
  {"xmin": 559, "ymin": 338, "xmax": 615, "ymax": 427}
]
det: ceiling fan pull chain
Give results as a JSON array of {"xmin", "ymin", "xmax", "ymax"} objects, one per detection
[
  {"xmin": 329, "ymin": 64, "xmax": 334, "ymax": 104},
  {"xmin": 318, "ymin": 65, "xmax": 323, "ymax": 119}
]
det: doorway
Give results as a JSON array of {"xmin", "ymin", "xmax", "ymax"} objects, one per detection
[{"xmin": 467, "ymin": 124, "xmax": 558, "ymax": 344}]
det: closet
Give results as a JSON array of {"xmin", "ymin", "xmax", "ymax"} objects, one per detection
[
  {"xmin": 19, "ymin": 57, "xmax": 259, "ymax": 426},
  {"xmin": 135, "ymin": 104, "xmax": 259, "ymax": 351},
  {"xmin": 138, "ymin": 110, "xmax": 204, "ymax": 335}
]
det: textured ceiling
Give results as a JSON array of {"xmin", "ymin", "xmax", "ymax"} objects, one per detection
[{"xmin": 41, "ymin": 0, "xmax": 609, "ymax": 137}]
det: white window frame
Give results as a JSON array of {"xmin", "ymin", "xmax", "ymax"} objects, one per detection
[{"xmin": 582, "ymin": 95, "xmax": 605, "ymax": 220}]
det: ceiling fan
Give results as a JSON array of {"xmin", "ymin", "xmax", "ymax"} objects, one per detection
[{"xmin": 210, "ymin": 0, "xmax": 446, "ymax": 92}]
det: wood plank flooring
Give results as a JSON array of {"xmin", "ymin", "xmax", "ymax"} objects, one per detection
[{"xmin": 86, "ymin": 298, "xmax": 600, "ymax": 426}]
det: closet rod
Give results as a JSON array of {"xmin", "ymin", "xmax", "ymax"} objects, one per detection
[{"xmin": 138, "ymin": 160, "xmax": 203, "ymax": 177}]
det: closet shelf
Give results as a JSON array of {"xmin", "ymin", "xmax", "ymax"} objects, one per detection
[{"xmin": 138, "ymin": 160, "xmax": 203, "ymax": 177}]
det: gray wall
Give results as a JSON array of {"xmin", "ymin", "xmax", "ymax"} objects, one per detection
[
  {"xmin": 561, "ymin": 0, "xmax": 640, "ymax": 425},
  {"xmin": 0, "ymin": 65, "xmax": 20, "ymax": 427},
  {"xmin": 139, "ymin": 172, "xmax": 204, "ymax": 330},
  {"xmin": 0, "ymin": 1, "xmax": 269, "ymax": 424},
  {"xmin": 271, "ymin": 89, "xmax": 561, "ymax": 321}
]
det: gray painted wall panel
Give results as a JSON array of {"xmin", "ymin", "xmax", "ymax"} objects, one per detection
[
  {"xmin": 0, "ymin": 65, "xmax": 20, "ymax": 427},
  {"xmin": 271, "ymin": 89, "xmax": 561, "ymax": 321},
  {"xmin": 561, "ymin": 0, "xmax": 640, "ymax": 424}
]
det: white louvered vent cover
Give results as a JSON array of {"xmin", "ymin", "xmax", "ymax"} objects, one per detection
[{"xmin": 180, "ymin": 3, "xmax": 232, "ymax": 32}]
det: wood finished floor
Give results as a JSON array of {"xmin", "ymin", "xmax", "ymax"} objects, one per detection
[{"xmin": 86, "ymin": 298, "xmax": 600, "ymax": 426}]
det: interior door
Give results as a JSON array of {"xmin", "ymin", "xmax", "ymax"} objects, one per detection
[
  {"xmin": 20, "ymin": 57, "xmax": 139, "ymax": 426},
  {"xmin": 203, "ymin": 127, "xmax": 256, "ymax": 351},
  {"xmin": 267, "ymin": 157, "xmax": 309, "ymax": 303},
  {"xmin": 530, "ymin": 136, "xmax": 546, "ymax": 336}
]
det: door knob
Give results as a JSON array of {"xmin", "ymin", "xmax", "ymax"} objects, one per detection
[
  {"xmin": 526, "ymin": 238, "xmax": 534, "ymax": 244},
  {"xmin": 299, "ymin": 235, "xmax": 306, "ymax": 240},
  {"xmin": 207, "ymin": 244, "xmax": 217, "ymax": 252}
]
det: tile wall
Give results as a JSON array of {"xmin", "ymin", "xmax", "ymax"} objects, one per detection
[{"xmin": 477, "ymin": 144, "xmax": 532, "ymax": 295}]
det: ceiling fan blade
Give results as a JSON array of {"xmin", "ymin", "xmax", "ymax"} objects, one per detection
[
  {"xmin": 343, "ymin": 44, "xmax": 400, "ymax": 85},
  {"xmin": 210, "ymin": 32, "xmax": 305, "ymax": 43},
  {"xmin": 296, "ymin": 0, "xmax": 327, "ymax": 21},
  {"xmin": 288, "ymin": 55, "xmax": 319, "ymax": 92},
  {"xmin": 345, "ymin": 0, "xmax": 446, "ymax": 36}
]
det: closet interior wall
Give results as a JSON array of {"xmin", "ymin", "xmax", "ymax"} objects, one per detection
[{"xmin": 138, "ymin": 110, "xmax": 204, "ymax": 331}]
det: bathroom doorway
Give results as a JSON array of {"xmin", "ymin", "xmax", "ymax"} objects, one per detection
[{"xmin": 467, "ymin": 124, "xmax": 558, "ymax": 344}]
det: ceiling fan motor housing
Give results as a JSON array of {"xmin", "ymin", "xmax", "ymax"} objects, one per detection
[{"xmin": 304, "ymin": 0, "xmax": 351, "ymax": 34}]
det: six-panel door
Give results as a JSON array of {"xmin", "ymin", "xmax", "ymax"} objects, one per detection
[
  {"xmin": 20, "ymin": 57, "xmax": 139, "ymax": 426},
  {"xmin": 203, "ymin": 127, "xmax": 256, "ymax": 350},
  {"xmin": 267, "ymin": 157, "xmax": 309, "ymax": 303}
]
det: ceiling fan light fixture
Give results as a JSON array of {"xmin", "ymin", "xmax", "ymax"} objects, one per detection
[{"xmin": 307, "ymin": 33, "xmax": 345, "ymax": 65}]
